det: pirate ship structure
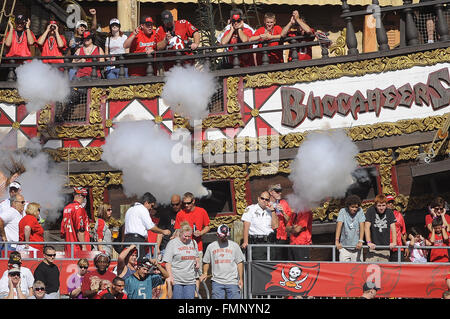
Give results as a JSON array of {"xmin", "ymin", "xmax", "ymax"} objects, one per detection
[{"xmin": 0, "ymin": 0, "xmax": 449, "ymax": 248}]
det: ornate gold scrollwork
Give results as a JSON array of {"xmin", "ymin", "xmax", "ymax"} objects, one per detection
[{"xmin": 46, "ymin": 147, "xmax": 103, "ymax": 162}]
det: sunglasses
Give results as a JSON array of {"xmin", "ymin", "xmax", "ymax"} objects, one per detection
[
  {"xmin": 260, "ymin": 197, "xmax": 270, "ymax": 201},
  {"xmin": 9, "ymin": 272, "xmax": 20, "ymax": 277},
  {"xmin": 79, "ymin": 266, "xmax": 88, "ymax": 269},
  {"xmin": 434, "ymin": 207, "xmax": 444, "ymax": 211},
  {"xmin": 14, "ymin": 200, "xmax": 25, "ymax": 204},
  {"xmin": 45, "ymin": 253, "xmax": 56, "ymax": 257},
  {"xmin": 183, "ymin": 200, "xmax": 193, "ymax": 206},
  {"xmin": 231, "ymin": 19, "xmax": 242, "ymax": 23},
  {"xmin": 171, "ymin": 202, "xmax": 181, "ymax": 206},
  {"xmin": 34, "ymin": 287, "xmax": 45, "ymax": 291},
  {"xmin": 107, "ymin": 208, "xmax": 113, "ymax": 211}
]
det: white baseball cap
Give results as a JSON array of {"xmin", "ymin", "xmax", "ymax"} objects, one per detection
[
  {"xmin": 75, "ymin": 20, "xmax": 88, "ymax": 29},
  {"xmin": 109, "ymin": 18, "xmax": 120, "ymax": 26},
  {"xmin": 9, "ymin": 181, "xmax": 21, "ymax": 190}
]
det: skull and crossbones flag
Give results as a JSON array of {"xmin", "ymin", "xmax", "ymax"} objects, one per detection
[{"xmin": 252, "ymin": 262, "xmax": 320, "ymax": 296}]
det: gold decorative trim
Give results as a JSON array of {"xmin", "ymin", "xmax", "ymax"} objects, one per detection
[
  {"xmin": 0, "ymin": 89, "xmax": 24, "ymax": 104},
  {"xmin": 243, "ymin": 47, "xmax": 450, "ymax": 88},
  {"xmin": 46, "ymin": 147, "xmax": 103, "ymax": 162}
]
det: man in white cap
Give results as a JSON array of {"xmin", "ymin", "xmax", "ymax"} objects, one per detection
[
  {"xmin": 0, "ymin": 181, "xmax": 22, "ymax": 212},
  {"xmin": 200, "ymin": 224, "xmax": 245, "ymax": 299}
]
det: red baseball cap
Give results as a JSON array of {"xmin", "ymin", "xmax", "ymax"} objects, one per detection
[
  {"xmin": 386, "ymin": 195, "xmax": 395, "ymax": 202},
  {"xmin": 74, "ymin": 187, "xmax": 88, "ymax": 196},
  {"xmin": 232, "ymin": 14, "xmax": 241, "ymax": 21}
]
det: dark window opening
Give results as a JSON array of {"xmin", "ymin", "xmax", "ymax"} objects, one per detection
[
  {"xmin": 345, "ymin": 167, "xmax": 379, "ymax": 201},
  {"xmin": 196, "ymin": 180, "xmax": 234, "ymax": 219},
  {"xmin": 54, "ymin": 88, "xmax": 88, "ymax": 123}
]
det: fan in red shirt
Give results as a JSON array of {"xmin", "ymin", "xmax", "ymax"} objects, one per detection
[
  {"xmin": 174, "ymin": 192, "xmax": 210, "ymax": 253},
  {"xmin": 19, "ymin": 202, "xmax": 44, "ymax": 252},
  {"xmin": 36, "ymin": 20, "xmax": 67, "ymax": 64},
  {"xmin": 97, "ymin": 276, "xmax": 128, "ymax": 299},
  {"xmin": 60, "ymin": 187, "xmax": 92, "ymax": 257},
  {"xmin": 4, "ymin": 15, "xmax": 36, "ymax": 60},
  {"xmin": 249, "ymin": 12, "xmax": 284, "ymax": 65},
  {"xmin": 281, "ymin": 10, "xmax": 315, "ymax": 61},
  {"xmin": 81, "ymin": 253, "xmax": 116, "ymax": 299},
  {"xmin": 220, "ymin": 10, "xmax": 254, "ymax": 68},
  {"xmin": 155, "ymin": 10, "xmax": 200, "ymax": 71},
  {"xmin": 428, "ymin": 216, "xmax": 449, "ymax": 263},
  {"xmin": 386, "ymin": 195, "xmax": 407, "ymax": 261},
  {"xmin": 286, "ymin": 210, "xmax": 313, "ymax": 261},
  {"xmin": 123, "ymin": 16, "xmax": 157, "ymax": 76},
  {"xmin": 268, "ymin": 184, "xmax": 292, "ymax": 260}
]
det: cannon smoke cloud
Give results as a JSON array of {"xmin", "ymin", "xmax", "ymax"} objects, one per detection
[
  {"xmin": 15, "ymin": 59, "xmax": 70, "ymax": 113},
  {"xmin": 101, "ymin": 120, "xmax": 208, "ymax": 202},
  {"xmin": 287, "ymin": 129, "xmax": 359, "ymax": 211}
]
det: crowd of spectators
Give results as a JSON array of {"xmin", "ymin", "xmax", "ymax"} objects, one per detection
[
  {"xmin": 1, "ymin": 8, "xmax": 330, "ymax": 80},
  {"xmin": 0, "ymin": 177, "xmax": 449, "ymax": 299}
]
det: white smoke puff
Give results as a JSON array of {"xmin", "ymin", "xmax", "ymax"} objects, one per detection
[
  {"xmin": 287, "ymin": 129, "xmax": 359, "ymax": 211},
  {"xmin": 0, "ymin": 139, "xmax": 66, "ymax": 221},
  {"xmin": 16, "ymin": 59, "xmax": 70, "ymax": 112},
  {"xmin": 161, "ymin": 65, "xmax": 217, "ymax": 125},
  {"xmin": 101, "ymin": 120, "xmax": 208, "ymax": 202}
]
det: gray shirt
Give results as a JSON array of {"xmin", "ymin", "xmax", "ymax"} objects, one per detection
[
  {"xmin": 203, "ymin": 240, "xmax": 245, "ymax": 286},
  {"xmin": 336, "ymin": 207, "xmax": 365, "ymax": 247},
  {"xmin": 162, "ymin": 237, "xmax": 199, "ymax": 285}
]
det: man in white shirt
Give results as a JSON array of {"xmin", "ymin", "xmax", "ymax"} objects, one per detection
[
  {"xmin": 124, "ymin": 192, "xmax": 171, "ymax": 258},
  {"xmin": 241, "ymin": 191, "xmax": 278, "ymax": 260},
  {"xmin": 0, "ymin": 194, "xmax": 25, "ymax": 252}
]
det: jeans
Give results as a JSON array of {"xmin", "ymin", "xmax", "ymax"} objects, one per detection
[
  {"xmin": 105, "ymin": 67, "xmax": 128, "ymax": 79},
  {"xmin": 211, "ymin": 281, "xmax": 241, "ymax": 299},
  {"xmin": 172, "ymin": 284, "xmax": 196, "ymax": 299}
]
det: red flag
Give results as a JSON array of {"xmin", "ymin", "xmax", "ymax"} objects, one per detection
[{"xmin": 265, "ymin": 262, "xmax": 320, "ymax": 295}]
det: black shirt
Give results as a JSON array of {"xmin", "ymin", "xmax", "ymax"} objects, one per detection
[{"xmin": 34, "ymin": 262, "xmax": 60, "ymax": 293}]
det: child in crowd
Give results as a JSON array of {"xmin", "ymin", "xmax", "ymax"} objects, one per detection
[
  {"xmin": 428, "ymin": 217, "xmax": 449, "ymax": 263},
  {"xmin": 406, "ymin": 228, "xmax": 429, "ymax": 263}
]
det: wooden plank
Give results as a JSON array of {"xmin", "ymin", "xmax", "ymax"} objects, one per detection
[{"xmin": 411, "ymin": 157, "xmax": 450, "ymax": 177}]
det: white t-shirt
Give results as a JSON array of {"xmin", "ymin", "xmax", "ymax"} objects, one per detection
[
  {"xmin": 0, "ymin": 206, "xmax": 23, "ymax": 243},
  {"xmin": 241, "ymin": 204, "xmax": 274, "ymax": 236},
  {"xmin": 407, "ymin": 240, "xmax": 428, "ymax": 263},
  {"xmin": 106, "ymin": 34, "xmax": 127, "ymax": 55},
  {"xmin": 124, "ymin": 203, "xmax": 155, "ymax": 238}
]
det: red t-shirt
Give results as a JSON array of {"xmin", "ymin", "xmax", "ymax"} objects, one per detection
[
  {"xmin": 287, "ymin": 28, "xmax": 315, "ymax": 61},
  {"xmin": 253, "ymin": 25, "xmax": 284, "ymax": 65},
  {"xmin": 222, "ymin": 26, "xmax": 254, "ymax": 67},
  {"xmin": 392, "ymin": 210, "xmax": 406, "ymax": 251},
  {"xmin": 127, "ymin": 31, "xmax": 156, "ymax": 76},
  {"xmin": 19, "ymin": 214, "xmax": 44, "ymax": 252},
  {"xmin": 40, "ymin": 34, "xmax": 67, "ymax": 63},
  {"xmin": 174, "ymin": 206, "xmax": 210, "ymax": 252},
  {"xmin": 81, "ymin": 270, "xmax": 117, "ymax": 299},
  {"xmin": 287, "ymin": 211, "xmax": 312, "ymax": 245},
  {"xmin": 429, "ymin": 231, "xmax": 449, "ymax": 262},
  {"xmin": 5, "ymin": 30, "xmax": 36, "ymax": 58},
  {"xmin": 425, "ymin": 214, "xmax": 450, "ymax": 230},
  {"xmin": 60, "ymin": 201, "xmax": 91, "ymax": 256},
  {"xmin": 274, "ymin": 199, "xmax": 292, "ymax": 241},
  {"xmin": 155, "ymin": 19, "xmax": 198, "ymax": 44}
]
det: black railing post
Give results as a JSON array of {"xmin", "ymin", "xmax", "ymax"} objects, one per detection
[
  {"xmin": 434, "ymin": 1, "xmax": 450, "ymax": 41},
  {"xmin": 7, "ymin": 60, "xmax": 16, "ymax": 82},
  {"xmin": 118, "ymin": 55, "xmax": 125, "ymax": 78},
  {"xmin": 342, "ymin": 0, "xmax": 359, "ymax": 55},
  {"xmin": 372, "ymin": 0, "xmax": 390, "ymax": 51},
  {"xmin": 90, "ymin": 58, "xmax": 97, "ymax": 79},
  {"xmin": 290, "ymin": 38, "xmax": 299, "ymax": 61},
  {"xmin": 232, "ymin": 45, "xmax": 240, "ymax": 68},
  {"xmin": 176, "ymin": 51, "xmax": 182, "ymax": 66},
  {"xmin": 146, "ymin": 54, "xmax": 154, "ymax": 76},
  {"xmin": 261, "ymin": 42, "xmax": 270, "ymax": 65},
  {"xmin": 403, "ymin": 0, "xmax": 419, "ymax": 46}
]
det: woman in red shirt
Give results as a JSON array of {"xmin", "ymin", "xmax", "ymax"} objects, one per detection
[
  {"xmin": 37, "ymin": 20, "xmax": 67, "ymax": 64},
  {"xmin": 19, "ymin": 202, "xmax": 44, "ymax": 252},
  {"xmin": 73, "ymin": 31, "xmax": 104, "ymax": 79}
]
